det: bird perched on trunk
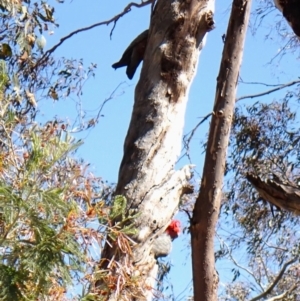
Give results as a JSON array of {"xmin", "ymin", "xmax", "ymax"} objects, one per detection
[
  {"xmin": 112, "ymin": 29, "xmax": 149, "ymax": 80},
  {"xmin": 151, "ymin": 220, "xmax": 181, "ymax": 258}
]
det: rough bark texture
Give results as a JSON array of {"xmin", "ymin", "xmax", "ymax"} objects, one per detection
[
  {"xmin": 190, "ymin": 1, "xmax": 252, "ymax": 300},
  {"xmin": 97, "ymin": 0, "xmax": 215, "ymax": 300}
]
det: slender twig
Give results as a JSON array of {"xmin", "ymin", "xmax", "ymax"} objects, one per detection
[
  {"xmin": 259, "ymin": 254, "xmax": 270, "ymax": 283},
  {"xmin": 179, "ymin": 112, "xmax": 212, "ymax": 162},
  {"xmin": 239, "ymin": 79, "xmax": 285, "ymax": 87},
  {"xmin": 236, "ymin": 79, "xmax": 300, "ymax": 102},
  {"xmin": 70, "ymin": 82, "xmax": 128, "ymax": 133},
  {"xmin": 264, "ymin": 285, "xmax": 297, "ymax": 301},
  {"xmin": 182, "ymin": 209, "xmax": 192, "ymax": 222},
  {"xmin": 268, "ymin": 37, "xmax": 294, "ymax": 65},
  {"xmin": 219, "ymin": 237, "xmax": 265, "ymax": 291},
  {"xmin": 0, "ymin": 208, "xmax": 20, "ymax": 245},
  {"xmin": 94, "ymin": 82, "xmax": 127, "ymax": 125},
  {"xmin": 175, "ymin": 279, "xmax": 193, "ymax": 301},
  {"xmin": 262, "ymin": 239, "xmax": 288, "ymax": 252},
  {"xmin": 184, "ymin": 113, "xmax": 212, "ymax": 146}
]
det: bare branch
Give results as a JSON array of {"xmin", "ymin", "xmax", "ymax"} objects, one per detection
[
  {"xmin": 219, "ymin": 236, "xmax": 265, "ymax": 292},
  {"xmin": 264, "ymin": 285, "xmax": 297, "ymax": 301},
  {"xmin": 35, "ymin": 0, "xmax": 153, "ymax": 67},
  {"xmin": 262, "ymin": 239, "xmax": 288, "ymax": 253},
  {"xmin": 259, "ymin": 255, "xmax": 271, "ymax": 284},
  {"xmin": 239, "ymin": 78, "xmax": 286, "ymax": 87},
  {"xmin": 249, "ymin": 257, "xmax": 298, "ymax": 301},
  {"xmin": 179, "ymin": 112, "xmax": 212, "ymax": 162},
  {"xmin": 236, "ymin": 79, "xmax": 300, "ymax": 102},
  {"xmin": 268, "ymin": 37, "xmax": 296, "ymax": 64},
  {"xmin": 93, "ymin": 82, "xmax": 127, "ymax": 125}
]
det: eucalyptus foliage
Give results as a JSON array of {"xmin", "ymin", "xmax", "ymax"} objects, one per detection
[
  {"xmin": 217, "ymin": 94, "xmax": 300, "ymax": 300},
  {"xmin": 0, "ymin": 1, "xmax": 111, "ymax": 300}
]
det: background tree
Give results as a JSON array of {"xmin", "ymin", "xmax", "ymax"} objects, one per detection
[{"xmin": 217, "ymin": 97, "xmax": 300, "ymax": 300}]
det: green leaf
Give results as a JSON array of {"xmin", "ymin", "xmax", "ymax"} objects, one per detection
[{"xmin": 109, "ymin": 195, "xmax": 127, "ymax": 220}]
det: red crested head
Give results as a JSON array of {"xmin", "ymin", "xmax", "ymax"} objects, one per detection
[{"xmin": 165, "ymin": 219, "xmax": 181, "ymax": 239}]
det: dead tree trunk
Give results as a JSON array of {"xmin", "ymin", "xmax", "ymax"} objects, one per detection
[
  {"xmin": 97, "ymin": 0, "xmax": 215, "ymax": 300},
  {"xmin": 191, "ymin": 0, "xmax": 252, "ymax": 300}
]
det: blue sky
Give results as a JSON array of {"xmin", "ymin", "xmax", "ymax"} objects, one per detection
[{"xmin": 38, "ymin": 0, "xmax": 300, "ymax": 298}]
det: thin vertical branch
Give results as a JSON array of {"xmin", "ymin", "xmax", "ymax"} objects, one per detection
[{"xmin": 191, "ymin": 0, "xmax": 252, "ymax": 300}]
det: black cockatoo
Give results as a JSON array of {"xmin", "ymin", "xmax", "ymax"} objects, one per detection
[{"xmin": 112, "ymin": 29, "xmax": 149, "ymax": 80}]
